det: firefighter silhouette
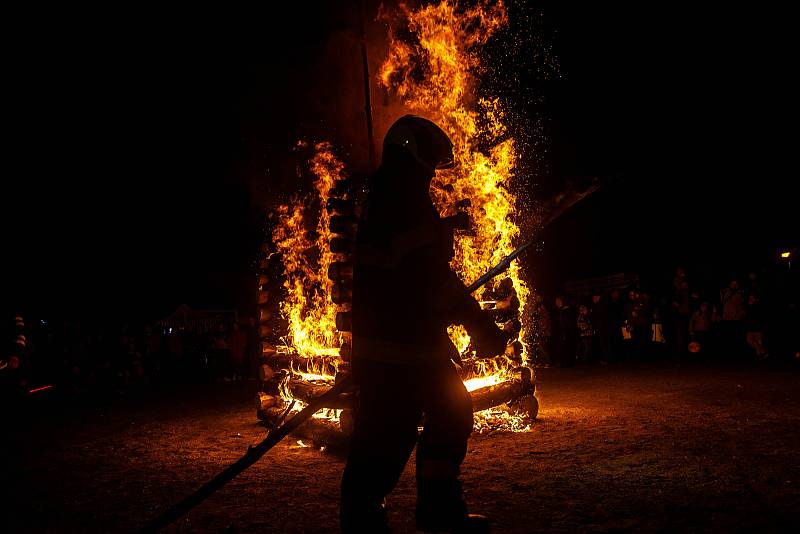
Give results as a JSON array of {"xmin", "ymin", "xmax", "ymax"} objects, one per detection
[{"xmin": 341, "ymin": 115, "xmax": 507, "ymax": 533}]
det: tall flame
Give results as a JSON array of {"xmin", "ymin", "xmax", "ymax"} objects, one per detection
[
  {"xmin": 379, "ymin": 0, "xmax": 531, "ymax": 361},
  {"xmin": 271, "ymin": 142, "xmax": 343, "ymax": 360}
]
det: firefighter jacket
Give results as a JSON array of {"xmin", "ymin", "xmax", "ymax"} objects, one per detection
[{"xmin": 352, "ymin": 154, "xmax": 497, "ymax": 366}]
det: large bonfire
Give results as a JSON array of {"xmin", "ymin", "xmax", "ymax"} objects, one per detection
[{"xmin": 263, "ymin": 0, "xmax": 534, "ymax": 433}]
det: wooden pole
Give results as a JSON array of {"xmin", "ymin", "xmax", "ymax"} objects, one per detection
[{"xmin": 355, "ymin": 0, "xmax": 376, "ymax": 169}]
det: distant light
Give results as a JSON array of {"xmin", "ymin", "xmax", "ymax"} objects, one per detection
[{"xmin": 781, "ymin": 251, "xmax": 791, "ymax": 258}]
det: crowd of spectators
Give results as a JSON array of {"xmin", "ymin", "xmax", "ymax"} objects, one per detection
[
  {"xmin": 531, "ymin": 266, "xmax": 799, "ymax": 367},
  {"xmin": 1, "ymin": 314, "xmax": 260, "ymax": 404}
]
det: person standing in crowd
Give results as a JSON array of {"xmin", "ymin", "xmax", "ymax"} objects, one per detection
[
  {"xmin": 609, "ymin": 289, "xmax": 625, "ymax": 362},
  {"xmin": 745, "ymin": 294, "xmax": 768, "ymax": 360},
  {"xmin": 720, "ymin": 279, "xmax": 746, "ymax": 357},
  {"xmin": 650, "ymin": 306, "xmax": 667, "ymax": 357},
  {"xmin": 623, "ymin": 289, "xmax": 649, "ymax": 359},
  {"xmin": 689, "ymin": 301, "xmax": 713, "ymax": 357},
  {"xmin": 576, "ymin": 304, "xmax": 594, "ymax": 363},
  {"xmin": 671, "ymin": 279, "xmax": 691, "ymax": 354}
]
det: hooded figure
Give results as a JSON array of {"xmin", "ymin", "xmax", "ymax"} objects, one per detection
[{"xmin": 341, "ymin": 115, "xmax": 506, "ymax": 533}]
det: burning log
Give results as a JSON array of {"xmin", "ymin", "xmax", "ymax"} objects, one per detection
[
  {"xmin": 255, "ymin": 392, "xmax": 280, "ymax": 412},
  {"xmin": 261, "ymin": 353, "xmax": 341, "ymax": 373},
  {"xmin": 270, "ymin": 367, "xmax": 532, "ymax": 415},
  {"xmin": 284, "ymin": 379, "xmax": 355, "ymax": 409},
  {"xmin": 259, "ymin": 406, "xmax": 349, "ymax": 450},
  {"xmin": 457, "ymin": 354, "xmax": 521, "ymax": 380},
  {"xmin": 469, "ymin": 367, "xmax": 533, "ymax": 413}
]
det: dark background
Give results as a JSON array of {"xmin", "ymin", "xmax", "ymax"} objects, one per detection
[{"xmin": 5, "ymin": 2, "xmax": 796, "ymax": 321}]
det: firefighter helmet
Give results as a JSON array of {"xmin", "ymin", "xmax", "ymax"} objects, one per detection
[{"xmin": 383, "ymin": 115, "xmax": 455, "ymax": 171}]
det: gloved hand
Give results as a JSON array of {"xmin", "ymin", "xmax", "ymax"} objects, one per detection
[{"xmin": 471, "ymin": 320, "xmax": 508, "ymax": 359}]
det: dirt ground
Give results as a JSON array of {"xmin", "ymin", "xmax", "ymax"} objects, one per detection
[{"xmin": 3, "ymin": 360, "xmax": 800, "ymax": 533}]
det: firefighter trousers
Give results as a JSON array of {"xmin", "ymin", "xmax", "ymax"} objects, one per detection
[{"xmin": 340, "ymin": 357, "xmax": 474, "ymax": 531}]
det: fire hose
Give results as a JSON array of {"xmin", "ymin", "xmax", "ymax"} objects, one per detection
[{"xmin": 140, "ymin": 236, "xmax": 538, "ymax": 532}]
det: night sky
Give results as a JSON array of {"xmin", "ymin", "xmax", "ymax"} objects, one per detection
[{"xmin": 5, "ymin": 2, "xmax": 796, "ymax": 321}]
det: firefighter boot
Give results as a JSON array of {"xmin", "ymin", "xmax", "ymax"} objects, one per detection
[{"xmin": 416, "ymin": 479, "xmax": 490, "ymax": 533}]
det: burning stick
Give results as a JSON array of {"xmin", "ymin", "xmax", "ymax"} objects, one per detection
[
  {"xmin": 469, "ymin": 367, "xmax": 532, "ymax": 412},
  {"xmin": 283, "ymin": 379, "xmax": 356, "ymax": 409}
]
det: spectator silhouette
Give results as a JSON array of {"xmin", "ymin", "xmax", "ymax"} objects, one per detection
[{"xmin": 720, "ymin": 279, "xmax": 746, "ymax": 357}]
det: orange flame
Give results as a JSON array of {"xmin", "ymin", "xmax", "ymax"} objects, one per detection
[
  {"xmin": 380, "ymin": 0, "xmax": 531, "ymax": 364},
  {"xmin": 379, "ymin": 0, "xmax": 533, "ymax": 430},
  {"xmin": 271, "ymin": 142, "xmax": 344, "ymax": 361}
]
